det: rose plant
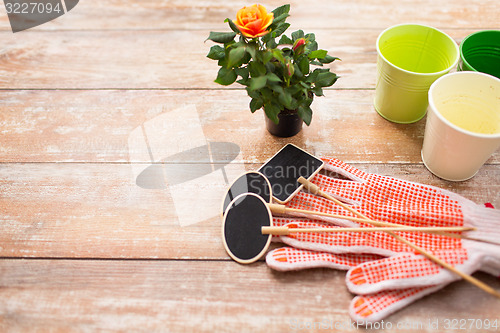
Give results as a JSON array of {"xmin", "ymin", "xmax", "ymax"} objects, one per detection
[{"xmin": 206, "ymin": 4, "xmax": 339, "ymax": 126}]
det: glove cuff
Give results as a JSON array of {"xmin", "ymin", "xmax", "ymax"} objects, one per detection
[{"xmin": 461, "ymin": 200, "xmax": 500, "ymax": 245}]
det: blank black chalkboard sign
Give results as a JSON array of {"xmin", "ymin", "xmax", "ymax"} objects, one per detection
[
  {"xmin": 222, "ymin": 193, "xmax": 272, "ymax": 264},
  {"xmin": 258, "ymin": 144, "xmax": 324, "ymax": 204},
  {"xmin": 221, "ymin": 171, "xmax": 272, "ymax": 215}
]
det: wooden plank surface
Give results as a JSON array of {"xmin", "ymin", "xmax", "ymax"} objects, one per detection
[
  {"xmin": 0, "ymin": 0, "xmax": 499, "ymax": 31},
  {"xmin": 0, "ymin": 89, "xmax": 499, "ymax": 163},
  {"xmin": 1, "ymin": 260, "xmax": 499, "ymax": 333},
  {"xmin": 1, "ymin": 163, "xmax": 499, "ymax": 259},
  {"xmin": 0, "ymin": 29, "xmax": 485, "ymax": 89},
  {"xmin": 1, "ymin": 0, "xmax": 500, "ymax": 331}
]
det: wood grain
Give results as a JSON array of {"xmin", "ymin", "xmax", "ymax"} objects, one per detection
[
  {"xmin": 1, "ymin": 89, "xmax": 499, "ymax": 163},
  {"xmin": 1, "ymin": 260, "xmax": 499, "ymax": 333},
  {"xmin": 1, "ymin": 0, "xmax": 500, "ymax": 330},
  {"xmin": 1, "ymin": 163, "xmax": 498, "ymax": 259},
  {"xmin": 0, "ymin": 29, "xmax": 369, "ymax": 89},
  {"xmin": 0, "ymin": 29, "xmax": 490, "ymax": 89},
  {"xmin": 0, "ymin": 0, "xmax": 498, "ymax": 31}
]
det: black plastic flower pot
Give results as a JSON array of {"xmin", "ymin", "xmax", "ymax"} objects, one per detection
[{"xmin": 265, "ymin": 109, "xmax": 303, "ymax": 137}]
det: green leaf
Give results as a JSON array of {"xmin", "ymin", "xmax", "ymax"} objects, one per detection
[
  {"xmin": 285, "ymin": 85, "xmax": 301, "ymax": 96},
  {"xmin": 214, "ymin": 67, "xmax": 237, "ymax": 86},
  {"xmin": 315, "ymin": 71, "xmax": 339, "ymax": 88},
  {"xmin": 305, "ymin": 33, "xmax": 316, "ymax": 43},
  {"xmin": 298, "ymin": 105, "xmax": 312, "ymax": 126},
  {"xmin": 241, "ymin": 52, "xmax": 252, "ymax": 65},
  {"xmin": 236, "ymin": 78, "xmax": 249, "ymax": 86},
  {"xmin": 261, "ymin": 32, "xmax": 272, "ymax": 44},
  {"xmin": 264, "ymin": 102, "xmax": 281, "ymax": 124},
  {"xmin": 206, "ymin": 31, "xmax": 237, "ymax": 44},
  {"xmin": 260, "ymin": 87, "xmax": 273, "ymax": 101},
  {"xmin": 299, "ymin": 81, "xmax": 310, "ymax": 89},
  {"xmin": 291, "ymin": 30, "xmax": 304, "ymax": 42},
  {"xmin": 319, "ymin": 55, "xmax": 341, "ymax": 64},
  {"xmin": 311, "ymin": 86, "xmax": 324, "ymax": 96},
  {"xmin": 308, "ymin": 49, "xmax": 328, "ymax": 59},
  {"xmin": 298, "ymin": 56, "xmax": 310, "ymax": 75},
  {"xmin": 272, "ymin": 49, "xmax": 285, "ymax": 64},
  {"xmin": 249, "ymin": 61, "xmax": 266, "ymax": 77},
  {"xmin": 235, "ymin": 67, "xmax": 249, "ymax": 81},
  {"xmin": 306, "ymin": 41, "xmax": 318, "ymax": 53},
  {"xmin": 272, "ymin": 4, "xmax": 290, "ymax": 22},
  {"xmin": 249, "ymin": 76, "xmax": 268, "ymax": 91},
  {"xmin": 271, "ymin": 85, "xmax": 284, "ymax": 94},
  {"xmin": 246, "ymin": 88, "xmax": 260, "ymax": 100},
  {"xmin": 265, "ymin": 61, "xmax": 276, "ymax": 74},
  {"xmin": 282, "ymin": 48, "xmax": 292, "ymax": 58},
  {"xmin": 293, "ymin": 63, "xmax": 303, "ymax": 78},
  {"xmin": 305, "ymin": 69, "xmax": 319, "ymax": 83},
  {"xmin": 266, "ymin": 73, "xmax": 282, "ymax": 83},
  {"xmin": 224, "ymin": 18, "xmax": 240, "ymax": 34},
  {"xmin": 279, "ymin": 91, "xmax": 296, "ymax": 110},
  {"xmin": 206, "ymin": 45, "xmax": 225, "ymax": 60},
  {"xmin": 310, "ymin": 60, "xmax": 324, "ymax": 66},
  {"xmin": 250, "ymin": 98, "xmax": 264, "ymax": 113},
  {"xmin": 245, "ymin": 44, "xmax": 257, "ymax": 60},
  {"xmin": 266, "ymin": 38, "xmax": 278, "ymax": 49},
  {"xmin": 272, "ymin": 13, "xmax": 290, "ymax": 26},
  {"xmin": 262, "ymin": 50, "xmax": 273, "ymax": 64},
  {"xmin": 303, "ymin": 96, "xmax": 314, "ymax": 107},
  {"xmin": 279, "ymin": 35, "xmax": 293, "ymax": 45},
  {"xmin": 228, "ymin": 46, "xmax": 246, "ymax": 68},
  {"xmin": 272, "ymin": 23, "xmax": 290, "ymax": 38}
]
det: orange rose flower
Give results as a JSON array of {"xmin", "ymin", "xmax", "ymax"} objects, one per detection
[{"xmin": 234, "ymin": 4, "xmax": 274, "ymax": 39}]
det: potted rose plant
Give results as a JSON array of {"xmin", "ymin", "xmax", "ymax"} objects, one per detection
[{"xmin": 206, "ymin": 4, "xmax": 339, "ymax": 137}]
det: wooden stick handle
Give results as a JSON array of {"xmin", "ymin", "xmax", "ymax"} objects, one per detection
[
  {"xmin": 299, "ymin": 176, "xmax": 321, "ymax": 195},
  {"xmin": 261, "ymin": 226, "xmax": 474, "ymax": 236},
  {"xmin": 268, "ymin": 203, "xmax": 377, "ymax": 224},
  {"xmin": 298, "ymin": 177, "xmax": 500, "ymax": 299},
  {"xmin": 268, "ymin": 203, "xmax": 472, "ymax": 237}
]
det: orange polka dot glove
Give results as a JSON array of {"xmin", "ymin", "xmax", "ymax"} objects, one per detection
[
  {"xmin": 266, "ymin": 158, "xmax": 500, "ymax": 323},
  {"xmin": 267, "ymin": 238, "xmax": 500, "ymax": 323},
  {"xmin": 284, "ymin": 158, "xmax": 499, "ymax": 245}
]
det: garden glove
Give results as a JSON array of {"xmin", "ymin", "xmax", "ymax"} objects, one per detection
[
  {"xmin": 265, "ymin": 158, "xmax": 500, "ymax": 322},
  {"xmin": 346, "ymin": 240, "xmax": 500, "ymax": 323},
  {"xmin": 283, "ymin": 157, "xmax": 500, "ymax": 246},
  {"xmin": 267, "ymin": 222, "xmax": 500, "ymax": 323}
]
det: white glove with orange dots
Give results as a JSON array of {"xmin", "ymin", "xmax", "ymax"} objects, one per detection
[{"xmin": 266, "ymin": 158, "xmax": 500, "ymax": 323}]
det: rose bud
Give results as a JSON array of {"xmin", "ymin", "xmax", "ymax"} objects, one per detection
[{"xmin": 293, "ymin": 38, "xmax": 306, "ymax": 54}]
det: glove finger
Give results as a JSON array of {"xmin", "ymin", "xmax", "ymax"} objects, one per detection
[
  {"xmin": 321, "ymin": 157, "xmax": 369, "ymax": 181},
  {"xmin": 266, "ymin": 247, "xmax": 383, "ymax": 272},
  {"xmin": 349, "ymin": 285, "xmax": 445, "ymax": 324},
  {"xmin": 346, "ymin": 249, "xmax": 469, "ymax": 294},
  {"xmin": 311, "ymin": 172, "xmax": 364, "ymax": 207},
  {"xmin": 277, "ymin": 220, "xmax": 459, "ymax": 257},
  {"xmin": 295, "ymin": 157, "xmax": 368, "ymax": 209},
  {"xmin": 461, "ymin": 201, "xmax": 500, "ymax": 246},
  {"xmin": 278, "ymin": 221, "xmax": 397, "ymax": 257},
  {"xmin": 480, "ymin": 263, "xmax": 500, "ymax": 278},
  {"xmin": 271, "ymin": 217, "xmax": 326, "ymax": 243}
]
